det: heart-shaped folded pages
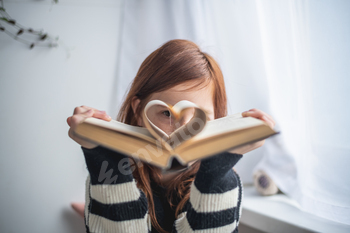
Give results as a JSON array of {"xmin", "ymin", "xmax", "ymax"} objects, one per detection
[{"xmin": 143, "ymin": 100, "xmax": 208, "ymax": 150}]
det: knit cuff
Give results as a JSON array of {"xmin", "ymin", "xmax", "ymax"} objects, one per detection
[
  {"xmin": 198, "ymin": 151, "xmax": 242, "ymax": 177},
  {"xmin": 82, "ymin": 146, "xmax": 134, "ymax": 185},
  {"xmin": 194, "ymin": 152, "xmax": 242, "ymax": 193}
]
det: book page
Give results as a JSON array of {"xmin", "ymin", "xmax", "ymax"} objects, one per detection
[
  {"xmin": 143, "ymin": 100, "xmax": 207, "ymax": 149},
  {"xmin": 175, "ymin": 124, "xmax": 277, "ymax": 163},
  {"xmin": 189, "ymin": 115, "xmax": 264, "ymax": 141},
  {"xmin": 83, "ymin": 118, "xmax": 155, "ymax": 141}
]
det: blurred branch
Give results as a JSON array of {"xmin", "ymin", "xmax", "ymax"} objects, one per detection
[{"xmin": 0, "ymin": 0, "xmax": 59, "ymax": 49}]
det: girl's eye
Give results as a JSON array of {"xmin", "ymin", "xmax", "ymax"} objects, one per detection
[{"xmin": 162, "ymin": 110, "xmax": 171, "ymax": 117}]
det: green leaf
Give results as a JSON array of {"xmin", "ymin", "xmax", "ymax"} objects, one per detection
[
  {"xmin": 0, "ymin": 7, "xmax": 6, "ymax": 12},
  {"xmin": 0, "ymin": 17, "xmax": 8, "ymax": 22},
  {"xmin": 30, "ymin": 43, "xmax": 35, "ymax": 49},
  {"xmin": 0, "ymin": 27, "xmax": 5, "ymax": 31}
]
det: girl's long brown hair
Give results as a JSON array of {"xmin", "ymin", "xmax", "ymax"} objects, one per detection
[{"xmin": 117, "ymin": 39, "xmax": 227, "ymax": 233}]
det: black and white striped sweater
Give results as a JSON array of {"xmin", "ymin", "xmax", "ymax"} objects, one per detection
[{"xmin": 82, "ymin": 146, "xmax": 243, "ymax": 233}]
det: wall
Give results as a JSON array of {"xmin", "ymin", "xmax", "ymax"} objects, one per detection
[{"xmin": 0, "ymin": 1, "xmax": 123, "ymax": 232}]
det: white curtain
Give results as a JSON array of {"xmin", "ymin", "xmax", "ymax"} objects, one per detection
[
  {"xmin": 111, "ymin": 0, "xmax": 350, "ymax": 225},
  {"xmin": 253, "ymin": 0, "xmax": 350, "ymax": 225}
]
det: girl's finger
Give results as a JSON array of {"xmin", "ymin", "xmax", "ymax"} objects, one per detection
[
  {"xmin": 261, "ymin": 115, "xmax": 275, "ymax": 128},
  {"xmin": 243, "ymin": 109, "xmax": 275, "ymax": 128},
  {"xmin": 258, "ymin": 111, "xmax": 275, "ymax": 126},
  {"xmin": 249, "ymin": 109, "xmax": 275, "ymax": 124},
  {"xmin": 90, "ymin": 109, "xmax": 112, "ymax": 121},
  {"xmin": 73, "ymin": 106, "xmax": 112, "ymax": 122},
  {"xmin": 67, "ymin": 116, "xmax": 72, "ymax": 126},
  {"xmin": 243, "ymin": 109, "xmax": 264, "ymax": 119},
  {"xmin": 73, "ymin": 105, "xmax": 90, "ymax": 114},
  {"xmin": 69, "ymin": 110, "xmax": 94, "ymax": 128},
  {"xmin": 73, "ymin": 105, "xmax": 106, "ymax": 115}
]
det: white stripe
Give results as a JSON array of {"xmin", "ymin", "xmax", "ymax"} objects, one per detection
[
  {"xmin": 175, "ymin": 212, "xmax": 237, "ymax": 233},
  {"xmin": 89, "ymin": 212, "xmax": 149, "ymax": 233},
  {"xmin": 85, "ymin": 175, "xmax": 91, "ymax": 225},
  {"xmin": 90, "ymin": 179, "xmax": 141, "ymax": 204},
  {"xmin": 190, "ymin": 182, "xmax": 239, "ymax": 213},
  {"xmin": 238, "ymin": 173, "xmax": 243, "ymax": 222},
  {"xmin": 232, "ymin": 168, "xmax": 243, "ymax": 224},
  {"xmin": 147, "ymin": 211, "xmax": 152, "ymax": 230}
]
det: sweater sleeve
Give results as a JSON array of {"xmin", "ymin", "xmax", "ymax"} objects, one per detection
[
  {"xmin": 82, "ymin": 146, "xmax": 151, "ymax": 233},
  {"xmin": 173, "ymin": 152, "xmax": 243, "ymax": 233}
]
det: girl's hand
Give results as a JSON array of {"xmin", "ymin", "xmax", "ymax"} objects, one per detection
[
  {"xmin": 242, "ymin": 108, "xmax": 275, "ymax": 129},
  {"xmin": 67, "ymin": 105, "xmax": 112, "ymax": 149},
  {"xmin": 229, "ymin": 109, "xmax": 275, "ymax": 155}
]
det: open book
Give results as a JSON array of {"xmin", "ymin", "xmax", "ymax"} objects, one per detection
[{"xmin": 74, "ymin": 100, "xmax": 277, "ymax": 170}]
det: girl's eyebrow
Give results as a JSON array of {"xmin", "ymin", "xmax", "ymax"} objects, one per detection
[{"xmin": 154, "ymin": 105, "xmax": 168, "ymax": 110}]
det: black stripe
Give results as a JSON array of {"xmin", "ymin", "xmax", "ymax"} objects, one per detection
[
  {"xmin": 89, "ymin": 192, "xmax": 148, "ymax": 222},
  {"xmin": 194, "ymin": 168, "xmax": 239, "ymax": 194},
  {"xmin": 195, "ymin": 152, "xmax": 242, "ymax": 194},
  {"xmin": 186, "ymin": 202, "xmax": 238, "ymax": 230}
]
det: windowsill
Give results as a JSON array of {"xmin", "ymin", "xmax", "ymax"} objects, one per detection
[{"xmin": 241, "ymin": 185, "xmax": 350, "ymax": 233}]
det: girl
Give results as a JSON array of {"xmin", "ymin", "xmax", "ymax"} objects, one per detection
[{"xmin": 67, "ymin": 39, "xmax": 275, "ymax": 233}]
